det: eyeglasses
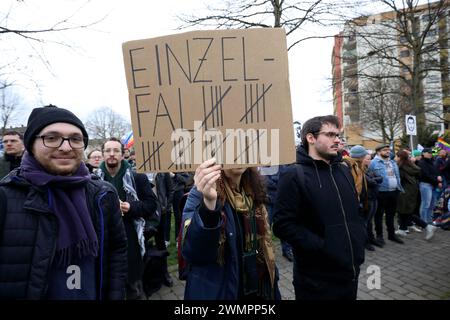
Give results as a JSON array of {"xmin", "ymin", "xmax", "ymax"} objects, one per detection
[
  {"xmin": 89, "ymin": 156, "xmax": 103, "ymax": 160},
  {"xmin": 36, "ymin": 134, "xmax": 86, "ymax": 149},
  {"xmin": 317, "ymin": 131, "xmax": 341, "ymax": 139}
]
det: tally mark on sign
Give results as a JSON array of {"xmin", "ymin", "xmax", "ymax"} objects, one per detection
[
  {"xmin": 234, "ymin": 129, "xmax": 266, "ymax": 163},
  {"xmin": 139, "ymin": 141, "xmax": 164, "ymax": 171},
  {"xmin": 240, "ymin": 83, "xmax": 272, "ymax": 124},
  {"xmin": 200, "ymin": 85, "xmax": 232, "ymax": 130},
  {"xmin": 171, "ymin": 138, "xmax": 194, "ymax": 171},
  {"xmin": 202, "ymin": 86, "xmax": 225, "ymax": 130},
  {"xmin": 168, "ymin": 138, "xmax": 196, "ymax": 171},
  {"xmin": 204, "ymin": 133, "xmax": 231, "ymax": 159}
]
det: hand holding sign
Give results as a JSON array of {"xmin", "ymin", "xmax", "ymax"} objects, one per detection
[{"xmin": 194, "ymin": 158, "xmax": 221, "ymax": 210}]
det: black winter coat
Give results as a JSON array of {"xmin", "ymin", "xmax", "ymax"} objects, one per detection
[
  {"xmin": 155, "ymin": 173, "xmax": 174, "ymax": 214},
  {"xmin": 117, "ymin": 171, "xmax": 158, "ymax": 284},
  {"xmin": 418, "ymin": 158, "xmax": 440, "ymax": 187},
  {"xmin": 123, "ymin": 172, "xmax": 158, "ymax": 221},
  {"xmin": 273, "ymin": 146, "xmax": 366, "ymax": 283},
  {"xmin": 397, "ymin": 164, "xmax": 421, "ymax": 215},
  {"xmin": 0, "ymin": 154, "xmax": 22, "ymax": 180},
  {"xmin": 0, "ymin": 170, "xmax": 128, "ymax": 299},
  {"xmin": 172, "ymin": 172, "xmax": 194, "ymax": 193}
]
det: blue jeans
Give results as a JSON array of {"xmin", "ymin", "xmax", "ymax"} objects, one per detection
[{"xmin": 419, "ymin": 182, "xmax": 436, "ymax": 224}]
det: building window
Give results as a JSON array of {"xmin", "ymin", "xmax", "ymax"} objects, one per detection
[
  {"xmin": 427, "ymin": 74, "xmax": 440, "ymax": 84},
  {"xmin": 427, "ymin": 28, "xmax": 437, "ymax": 37},
  {"xmin": 402, "ymin": 65, "xmax": 410, "ymax": 73},
  {"xmin": 422, "ymin": 14, "xmax": 431, "ymax": 22},
  {"xmin": 424, "ymin": 58, "xmax": 439, "ymax": 68},
  {"xmin": 400, "ymin": 50, "xmax": 410, "ymax": 57}
]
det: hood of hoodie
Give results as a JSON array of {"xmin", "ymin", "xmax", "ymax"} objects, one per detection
[
  {"xmin": 294, "ymin": 145, "xmax": 352, "ymax": 191},
  {"xmin": 296, "ymin": 145, "xmax": 343, "ymax": 167}
]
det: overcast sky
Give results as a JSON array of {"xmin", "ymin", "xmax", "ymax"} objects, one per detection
[{"xmin": 2, "ymin": 0, "xmax": 349, "ymax": 128}]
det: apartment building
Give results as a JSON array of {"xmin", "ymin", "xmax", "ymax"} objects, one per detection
[{"xmin": 332, "ymin": 0, "xmax": 450, "ymax": 148}]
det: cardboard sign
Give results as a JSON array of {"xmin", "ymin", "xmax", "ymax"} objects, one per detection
[{"xmin": 122, "ymin": 28, "xmax": 295, "ymax": 173}]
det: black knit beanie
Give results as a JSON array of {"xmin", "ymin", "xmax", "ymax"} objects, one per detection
[{"xmin": 24, "ymin": 105, "xmax": 89, "ymax": 154}]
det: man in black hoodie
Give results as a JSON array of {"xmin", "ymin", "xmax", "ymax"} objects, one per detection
[{"xmin": 273, "ymin": 115, "xmax": 366, "ymax": 300}]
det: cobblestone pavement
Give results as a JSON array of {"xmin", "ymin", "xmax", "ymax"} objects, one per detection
[{"xmin": 148, "ymin": 228, "xmax": 450, "ymax": 300}]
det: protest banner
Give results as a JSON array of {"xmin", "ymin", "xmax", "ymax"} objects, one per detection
[{"xmin": 122, "ymin": 28, "xmax": 295, "ymax": 173}]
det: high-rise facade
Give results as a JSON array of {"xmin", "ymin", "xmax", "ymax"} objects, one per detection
[{"xmin": 332, "ymin": 1, "xmax": 450, "ymax": 148}]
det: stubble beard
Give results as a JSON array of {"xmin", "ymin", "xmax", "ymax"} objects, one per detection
[{"xmin": 316, "ymin": 146, "xmax": 337, "ymax": 161}]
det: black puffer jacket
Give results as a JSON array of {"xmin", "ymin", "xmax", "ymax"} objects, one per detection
[
  {"xmin": 0, "ymin": 170, "xmax": 128, "ymax": 299},
  {"xmin": 417, "ymin": 157, "xmax": 440, "ymax": 187},
  {"xmin": 273, "ymin": 146, "xmax": 366, "ymax": 282}
]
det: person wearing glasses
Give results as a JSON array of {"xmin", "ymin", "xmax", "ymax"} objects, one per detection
[
  {"xmin": 273, "ymin": 115, "xmax": 366, "ymax": 300},
  {"xmin": 0, "ymin": 105, "xmax": 127, "ymax": 299},
  {"xmin": 85, "ymin": 149, "xmax": 103, "ymax": 174},
  {"xmin": 96, "ymin": 137, "xmax": 158, "ymax": 300}
]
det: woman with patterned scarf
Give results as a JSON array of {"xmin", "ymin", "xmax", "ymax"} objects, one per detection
[{"xmin": 181, "ymin": 158, "xmax": 281, "ymax": 300}]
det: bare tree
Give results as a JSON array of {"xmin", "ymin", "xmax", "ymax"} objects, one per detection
[
  {"xmin": 342, "ymin": 0, "xmax": 450, "ymax": 129},
  {"xmin": 358, "ymin": 71, "xmax": 406, "ymax": 143},
  {"xmin": 0, "ymin": 78, "xmax": 13, "ymax": 91},
  {"xmin": 1, "ymin": 1, "xmax": 107, "ymax": 83},
  {"xmin": 178, "ymin": 0, "xmax": 370, "ymax": 50},
  {"xmin": 0, "ymin": 85, "xmax": 23, "ymax": 134},
  {"xmin": 1, "ymin": 0, "xmax": 106, "ymax": 48},
  {"xmin": 85, "ymin": 107, "xmax": 131, "ymax": 140}
]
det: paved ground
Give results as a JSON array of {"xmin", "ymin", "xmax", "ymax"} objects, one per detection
[{"xmin": 149, "ymin": 227, "xmax": 450, "ymax": 300}]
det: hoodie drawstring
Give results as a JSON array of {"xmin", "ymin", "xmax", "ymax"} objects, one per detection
[{"xmin": 313, "ymin": 162, "xmax": 323, "ymax": 189}]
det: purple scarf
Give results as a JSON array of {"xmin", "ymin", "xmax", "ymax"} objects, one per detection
[{"xmin": 21, "ymin": 152, "xmax": 98, "ymax": 266}]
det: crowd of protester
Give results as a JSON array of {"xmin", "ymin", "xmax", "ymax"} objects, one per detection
[{"xmin": 0, "ymin": 109, "xmax": 448, "ymax": 300}]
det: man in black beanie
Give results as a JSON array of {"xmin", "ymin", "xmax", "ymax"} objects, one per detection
[{"xmin": 0, "ymin": 105, "xmax": 127, "ymax": 299}]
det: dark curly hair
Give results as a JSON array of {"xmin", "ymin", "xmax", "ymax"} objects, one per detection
[
  {"xmin": 217, "ymin": 167, "xmax": 267, "ymax": 207},
  {"xmin": 396, "ymin": 149, "xmax": 413, "ymax": 168},
  {"xmin": 301, "ymin": 115, "xmax": 340, "ymax": 152}
]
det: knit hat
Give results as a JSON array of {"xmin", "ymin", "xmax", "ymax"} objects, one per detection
[
  {"xmin": 412, "ymin": 150, "xmax": 421, "ymax": 157},
  {"xmin": 24, "ymin": 105, "xmax": 89, "ymax": 154},
  {"xmin": 350, "ymin": 145, "xmax": 368, "ymax": 158},
  {"xmin": 375, "ymin": 143, "xmax": 390, "ymax": 152}
]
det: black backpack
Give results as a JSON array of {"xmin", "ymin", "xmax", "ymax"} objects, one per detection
[{"xmin": 142, "ymin": 244, "xmax": 169, "ymax": 297}]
